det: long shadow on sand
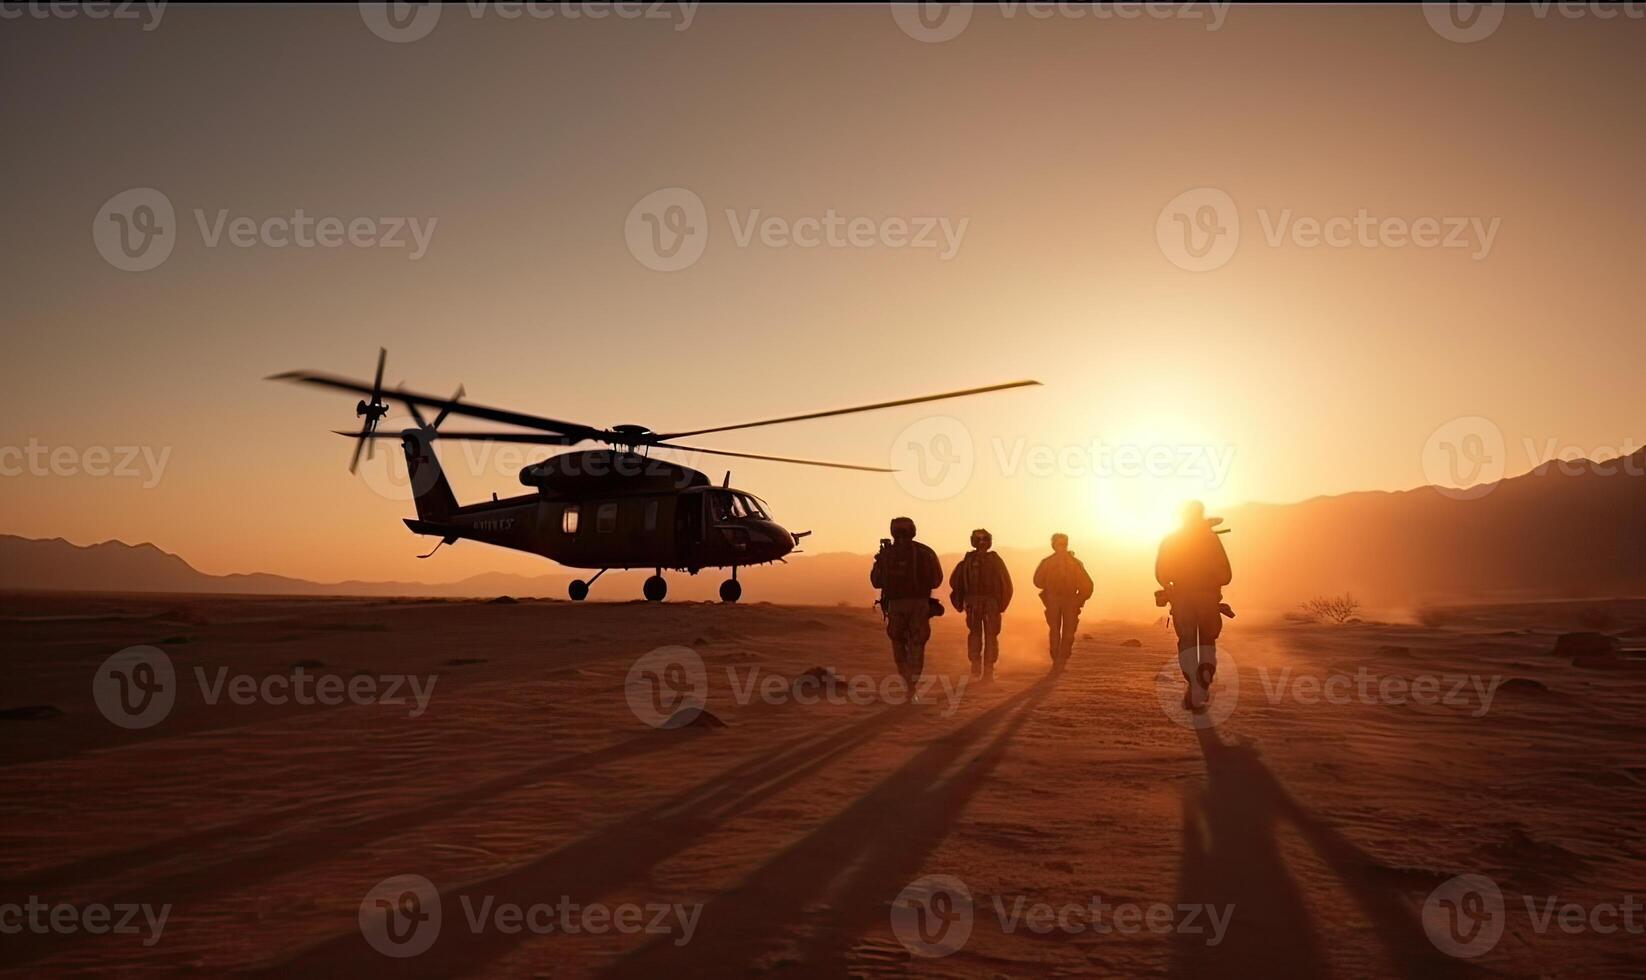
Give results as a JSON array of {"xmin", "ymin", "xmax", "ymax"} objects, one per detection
[
  {"xmin": 0, "ymin": 700, "xmax": 854, "ymax": 971},
  {"xmin": 253, "ymin": 695, "xmax": 931, "ymax": 976},
  {"xmin": 599, "ymin": 676, "xmax": 1057, "ymax": 977},
  {"xmin": 1170, "ymin": 726, "xmax": 1479, "ymax": 979}
]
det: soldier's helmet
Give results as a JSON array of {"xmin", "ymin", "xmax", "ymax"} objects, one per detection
[
  {"xmin": 890, "ymin": 516, "xmax": 917, "ymax": 540},
  {"xmin": 970, "ymin": 528, "xmax": 992, "ymax": 550}
]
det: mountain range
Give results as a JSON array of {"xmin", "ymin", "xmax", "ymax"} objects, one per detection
[{"xmin": 3, "ymin": 448, "xmax": 1641, "ymax": 615}]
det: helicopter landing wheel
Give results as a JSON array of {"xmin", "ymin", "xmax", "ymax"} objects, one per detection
[
  {"xmin": 719, "ymin": 579, "xmax": 742, "ymax": 603},
  {"xmin": 643, "ymin": 574, "xmax": 668, "ymax": 603},
  {"xmin": 568, "ymin": 580, "xmax": 589, "ymax": 601}
]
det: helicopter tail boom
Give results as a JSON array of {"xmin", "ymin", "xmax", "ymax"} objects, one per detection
[{"xmin": 401, "ymin": 429, "xmax": 459, "ymax": 523}]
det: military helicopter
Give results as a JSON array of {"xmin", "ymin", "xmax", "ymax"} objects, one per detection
[{"xmin": 270, "ymin": 350, "xmax": 1038, "ymax": 603}]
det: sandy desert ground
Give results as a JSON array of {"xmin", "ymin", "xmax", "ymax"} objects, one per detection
[{"xmin": 2, "ymin": 592, "xmax": 1644, "ymax": 977}]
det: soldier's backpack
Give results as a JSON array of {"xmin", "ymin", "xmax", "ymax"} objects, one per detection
[{"xmin": 878, "ymin": 540, "xmax": 923, "ymax": 597}]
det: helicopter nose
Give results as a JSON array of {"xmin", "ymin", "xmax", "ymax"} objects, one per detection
[{"xmin": 747, "ymin": 520, "xmax": 795, "ymax": 559}]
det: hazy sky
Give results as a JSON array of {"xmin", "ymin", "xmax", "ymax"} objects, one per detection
[{"xmin": 2, "ymin": 4, "xmax": 1642, "ymax": 583}]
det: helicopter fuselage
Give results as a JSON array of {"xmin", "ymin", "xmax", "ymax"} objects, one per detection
[{"xmin": 400, "ymin": 442, "xmax": 798, "ymax": 577}]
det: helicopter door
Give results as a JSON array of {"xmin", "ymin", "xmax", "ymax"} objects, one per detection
[{"xmin": 677, "ymin": 492, "xmax": 704, "ymax": 550}]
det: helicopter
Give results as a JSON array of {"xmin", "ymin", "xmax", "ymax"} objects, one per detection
[{"xmin": 269, "ymin": 350, "xmax": 1038, "ymax": 603}]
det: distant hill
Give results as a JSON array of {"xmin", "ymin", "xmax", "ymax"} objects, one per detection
[
  {"xmin": 3, "ymin": 447, "xmax": 1641, "ymax": 615},
  {"xmin": 1221, "ymin": 447, "xmax": 1646, "ymax": 611}
]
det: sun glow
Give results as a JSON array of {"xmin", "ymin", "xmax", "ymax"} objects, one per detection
[{"xmin": 1084, "ymin": 417, "xmax": 1232, "ymax": 549}]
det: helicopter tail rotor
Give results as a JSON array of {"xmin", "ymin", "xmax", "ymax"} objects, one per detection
[{"xmin": 348, "ymin": 347, "xmax": 390, "ymax": 473}]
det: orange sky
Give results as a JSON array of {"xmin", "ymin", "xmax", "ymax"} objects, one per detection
[{"xmin": 2, "ymin": 5, "xmax": 1642, "ymax": 584}]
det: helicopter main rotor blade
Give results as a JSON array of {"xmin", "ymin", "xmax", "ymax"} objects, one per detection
[
  {"xmin": 271, "ymin": 370, "xmax": 599, "ymax": 440},
  {"xmin": 432, "ymin": 384, "xmax": 465, "ymax": 429},
  {"xmin": 332, "ymin": 429, "xmax": 581, "ymax": 445},
  {"xmin": 348, "ymin": 428, "xmax": 369, "ymax": 473},
  {"xmin": 650, "ymin": 441, "xmax": 895, "ymax": 472},
  {"xmin": 655, "ymin": 379, "xmax": 1041, "ymax": 440}
]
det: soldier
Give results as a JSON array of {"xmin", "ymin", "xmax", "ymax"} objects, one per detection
[
  {"xmin": 949, "ymin": 528, "xmax": 1013, "ymax": 682},
  {"xmin": 870, "ymin": 516, "xmax": 944, "ymax": 690},
  {"xmin": 1155, "ymin": 500, "xmax": 1233, "ymax": 711},
  {"xmin": 1033, "ymin": 533, "xmax": 1093, "ymax": 670}
]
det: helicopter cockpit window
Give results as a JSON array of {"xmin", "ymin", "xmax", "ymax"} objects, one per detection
[{"xmin": 708, "ymin": 491, "xmax": 767, "ymax": 521}]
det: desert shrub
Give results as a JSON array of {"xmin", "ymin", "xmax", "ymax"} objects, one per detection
[
  {"xmin": 1298, "ymin": 593, "xmax": 1361, "ymax": 625},
  {"xmin": 1415, "ymin": 606, "xmax": 1455, "ymax": 628}
]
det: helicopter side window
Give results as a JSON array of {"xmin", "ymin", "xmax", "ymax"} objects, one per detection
[
  {"xmin": 561, "ymin": 506, "xmax": 579, "ymax": 534},
  {"xmin": 596, "ymin": 502, "xmax": 618, "ymax": 533},
  {"xmin": 708, "ymin": 492, "xmax": 733, "ymax": 523}
]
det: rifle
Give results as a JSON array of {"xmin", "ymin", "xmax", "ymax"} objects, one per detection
[{"xmin": 873, "ymin": 537, "xmax": 892, "ymax": 622}]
